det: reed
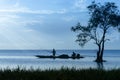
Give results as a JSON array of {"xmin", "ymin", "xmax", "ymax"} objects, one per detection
[{"xmin": 0, "ymin": 67, "xmax": 120, "ymax": 80}]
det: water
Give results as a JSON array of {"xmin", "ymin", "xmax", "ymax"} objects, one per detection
[{"xmin": 0, "ymin": 50, "xmax": 120, "ymax": 70}]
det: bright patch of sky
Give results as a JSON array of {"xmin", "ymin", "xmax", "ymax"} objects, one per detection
[{"xmin": 0, "ymin": 0, "xmax": 119, "ymax": 49}]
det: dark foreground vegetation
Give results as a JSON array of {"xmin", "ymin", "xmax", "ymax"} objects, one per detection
[{"xmin": 0, "ymin": 67, "xmax": 120, "ymax": 80}]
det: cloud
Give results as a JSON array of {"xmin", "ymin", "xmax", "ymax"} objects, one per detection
[
  {"xmin": 0, "ymin": 7, "xmax": 44, "ymax": 27},
  {"xmin": 0, "ymin": 0, "xmax": 68, "ymax": 15},
  {"xmin": 0, "ymin": 9, "xmax": 67, "ymax": 14},
  {"xmin": 23, "ymin": 29, "xmax": 35, "ymax": 32},
  {"xmin": 73, "ymin": 0, "xmax": 87, "ymax": 12},
  {"xmin": 0, "ymin": 13, "xmax": 42, "ymax": 27},
  {"xmin": 19, "ymin": 19, "xmax": 43, "ymax": 27},
  {"xmin": 14, "ymin": 0, "xmax": 20, "ymax": 7},
  {"xmin": 0, "ymin": 14, "xmax": 20, "ymax": 27},
  {"xmin": 0, "ymin": 1, "xmax": 67, "ymax": 15},
  {"xmin": 62, "ymin": 16, "xmax": 75, "ymax": 22}
]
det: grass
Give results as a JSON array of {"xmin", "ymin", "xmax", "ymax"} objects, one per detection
[{"xmin": 0, "ymin": 67, "xmax": 120, "ymax": 80}]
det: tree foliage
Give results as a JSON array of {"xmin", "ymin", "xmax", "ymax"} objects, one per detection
[{"xmin": 71, "ymin": 2, "xmax": 120, "ymax": 62}]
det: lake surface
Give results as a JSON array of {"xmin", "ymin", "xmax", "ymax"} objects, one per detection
[{"xmin": 0, "ymin": 50, "xmax": 120, "ymax": 70}]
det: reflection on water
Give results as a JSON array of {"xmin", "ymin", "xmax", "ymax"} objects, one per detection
[
  {"xmin": 0, "ymin": 50, "xmax": 120, "ymax": 70},
  {"xmin": 0, "ymin": 56, "xmax": 119, "ymax": 70},
  {"xmin": 96, "ymin": 62, "xmax": 104, "ymax": 69}
]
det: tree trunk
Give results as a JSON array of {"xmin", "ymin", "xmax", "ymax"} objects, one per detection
[
  {"xmin": 100, "ymin": 29, "xmax": 106, "ymax": 62},
  {"xmin": 96, "ymin": 30, "xmax": 106, "ymax": 62},
  {"xmin": 95, "ymin": 44, "xmax": 101, "ymax": 62},
  {"xmin": 100, "ymin": 39, "xmax": 105, "ymax": 62}
]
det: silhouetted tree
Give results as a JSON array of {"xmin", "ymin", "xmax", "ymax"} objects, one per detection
[{"xmin": 71, "ymin": 2, "xmax": 120, "ymax": 62}]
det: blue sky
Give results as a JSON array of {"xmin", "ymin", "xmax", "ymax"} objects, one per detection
[{"xmin": 0, "ymin": 0, "xmax": 120, "ymax": 49}]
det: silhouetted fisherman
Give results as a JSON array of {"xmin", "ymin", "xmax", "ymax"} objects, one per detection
[
  {"xmin": 72, "ymin": 52, "xmax": 76, "ymax": 59},
  {"xmin": 52, "ymin": 49, "xmax": 56, "ymax": 57}
]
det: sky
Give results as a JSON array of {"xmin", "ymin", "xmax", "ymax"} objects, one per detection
[{"xmin": 0, "ymin": 0, "xmax": 120, "ymax": 50}]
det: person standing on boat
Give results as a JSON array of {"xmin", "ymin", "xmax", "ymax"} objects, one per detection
[{"xmin": 52, "ymin": 48, "xmax": 56, "ymax": 57}]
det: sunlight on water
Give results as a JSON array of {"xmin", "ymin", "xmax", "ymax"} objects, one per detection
[{"xmin": 0, "ymin": 50, "xmax": 120, "ymax": 70}]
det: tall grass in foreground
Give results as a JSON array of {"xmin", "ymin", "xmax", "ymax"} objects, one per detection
[{"xmin": 0, "ymin": 67, "xmax": 120, "ymax": 80}]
